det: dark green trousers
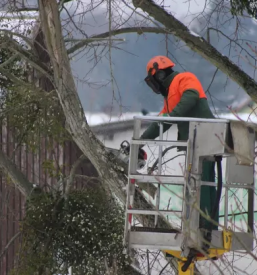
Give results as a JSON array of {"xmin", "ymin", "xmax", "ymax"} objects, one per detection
[{"xmin": 199, "ymin": 160, "xmax": 219, "ymax": 230}]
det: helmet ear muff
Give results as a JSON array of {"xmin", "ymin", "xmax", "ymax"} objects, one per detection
[{"xmin": 153, "ymin": 62, "xmax": 166, "ymax": 82}]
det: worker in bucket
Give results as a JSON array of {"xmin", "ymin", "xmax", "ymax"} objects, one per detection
[{"xmin": 140, "ymin": 55, "xmax": 218, "ymax": 231}]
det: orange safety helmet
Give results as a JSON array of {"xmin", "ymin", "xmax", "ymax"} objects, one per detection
[{"xmin": 146, "ymin": 56, "xmax": 175, "ymax": 75}]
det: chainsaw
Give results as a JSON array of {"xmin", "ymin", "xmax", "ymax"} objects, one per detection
[{"xmin": 106, "ymin": 140, "xmax": 147, "ymax": 170}]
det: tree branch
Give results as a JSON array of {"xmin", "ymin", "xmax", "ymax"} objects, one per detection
[
  {"xmin": 0, "ymin": 53, "xmax": 19, "ymax": 67},
  {"xmin": 65, "ymin": 154, "xmax": 87, "ymax": 195},
  {"xmin": 0, "ymin": 29, "xmax": 33, "ymax": 47},
  {"xmin": 0, "ymin": 66, "xmax": 45, "ymax": 95},
  {"xmin": 0, "ymin": 150, "xmax": 33, "ymax": 197},
  {"xmin": 67, "ymin": 26, "xmax": 168, "ymax": 54},
  {"xmin": 2, "ymin": 34, "xmax": 51, "ymax": 77},
  {"xmin": 13, "ymin": 8, "xmax": 38, "ymax": 12},
  {"xmin": 0, "ymin": 15, "xmax": 38, "ymax": 20},
  {"xmin": 65, "ymin": 38, "xmax": 125, "ymax": 43},
  {"xmin": 74, "ymin": 174, "xmax": 100, "ymax": 181},
  {"xmin": 132, "ymin": 0, "xmax": 257, "ymax": 102},
  {"xmin": 0, "ymin": 232, "xmax": 21, "ymax": 259}
]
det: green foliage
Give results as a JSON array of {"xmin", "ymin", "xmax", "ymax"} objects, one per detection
[
  {"xmin": 3, "ymin": 86, "xmax": 70, "ymax": 150},
  {"xmin": 0, "ymin": 40, "xmax": 24, "ymax": 89},
  {"xmin": 230, "ymin": 0, "xmax": 257, "ymax": 17},
  {"xmin": 0, "ymin": 35, "xmax": 70, "ymax": 148},
  {"xmin": 42, "ymin": 160, "xmax": 66, "ymax": 179},
  {"xmin": 12, "ymin": 188, "xmax": 131, "ymax": 275}
]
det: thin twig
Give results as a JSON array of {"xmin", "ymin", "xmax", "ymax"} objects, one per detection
[{"xmin": 0, "ymin": 232, "xmax": 21, "ymax": 259}]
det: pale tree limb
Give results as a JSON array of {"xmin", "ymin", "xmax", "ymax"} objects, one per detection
[
  {"xmin": 67, "ymin": 26, "xmax": 168, "ymax": 54},
  {"xmin": 37, "ymin": 0, "xmax": 175, "ymax": 229},
  {"xmin": 0, "ymin": 67, "xmax": 27, "ymax": 86},
  {"xmin": 65, "ymin": 37, "xmax": 125, "ymax": 43},
  {"xmin": 74, "ymin": 174, "xmax": 100, "ymax": 181},
  {"xmin": 64, "ymin": 154, "xmax": 87, "ymax": 195},
  {"xmin": 38, "ymin": 0, "xmax": 125, "ymax": 201},
  {"xmin": 0, "ymin": 29, "xmax": 33, "ymax": 47},
  {"xmin": 0, "ymin": 66, "xmax": 49, "ymax": 96},
  {"xmin": 56, "ymin": 174, "xmax": 100, "ymax": 193},
  {"xmin": 132, "ymin": 0, "xmax": 257, "ymax": 103},
  {"xmin": 0, "ymin": 15, "xmax": 38, "ymax": 20},
  {"xmin": 0, "ymin": 232, "xmax": 21, "ymax": 259},
  {"xmin": 0, "ymin": 149, "xmax": 33, "ymax": 197},
  {"xmin": 0, "ymin": 53, "xmax": 19, "ymax": 67},
  {"xmin": 2, "ymin": 34, "xmax": 50, "ymax": 76}
]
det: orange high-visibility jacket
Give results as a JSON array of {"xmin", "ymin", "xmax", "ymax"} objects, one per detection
[{"xmin": 159, "ymin": 72, "xmax": 207, "ymax": 115}]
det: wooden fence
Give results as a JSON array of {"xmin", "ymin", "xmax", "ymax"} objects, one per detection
[{"xmin": 0, "ymin": 123, "xmax": 98, "ymax": 275}]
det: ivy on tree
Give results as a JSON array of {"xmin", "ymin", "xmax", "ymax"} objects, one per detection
[
  {"xmin": 0, "ymin": 35, "xmax": 69, "ymax": 149},
  {"xmin": 230, "ymin": 0, "xmax": 257, "ymax": 18},
  {"xmin": 12, "ymin": 187, "xmax": 132, "ymax": 275}
]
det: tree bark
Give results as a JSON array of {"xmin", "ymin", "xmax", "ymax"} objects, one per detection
[
  {"xmin": 132, "ymin": 0, "xmax": 257, "ymax": 102},
  {"xmin": 38, "ymin": 0, "xmax": 123, "ymax": 198},
  {"xmin": 0, "ymin": 149, "xmax": 33, "ymax": 197},
  {"xmin": 37, "ymin": 0, "xmax": 169, "ymax": 215}
]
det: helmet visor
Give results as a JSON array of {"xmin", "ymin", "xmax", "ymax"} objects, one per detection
[{"xmin": 144, "ymin": 75, "xmax": 161, "ymax": 94}]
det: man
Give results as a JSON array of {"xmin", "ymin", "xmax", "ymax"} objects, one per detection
[{"xmin": 140, "ymin": 55, "xmax": 218, "ymax": 231}]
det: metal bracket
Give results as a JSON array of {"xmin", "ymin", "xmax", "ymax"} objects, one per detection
[{"xmin": 223, "ymin": 228, "xmax": 232, "ymax": 251}]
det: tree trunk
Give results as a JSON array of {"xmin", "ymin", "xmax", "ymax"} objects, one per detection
[
  {"xmin": 37, "ymin": 0, "xmax": 175, "ymax": 229},
  {"xmin": 36, "ymin": 0, "xmax": 179, "ymax": 274},
  {"xmin": 0, "ymin": 148, "xmax": 33, "ymax": 197}
]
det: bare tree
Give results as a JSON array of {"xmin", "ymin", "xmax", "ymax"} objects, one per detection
[{"xmin": 1, "ymin": 0, "xmax": 257, "ymax": 274}]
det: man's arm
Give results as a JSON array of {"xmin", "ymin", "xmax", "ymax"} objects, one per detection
[
  {"xmin": 140, "ymin": 121, "xmax": 167, "ymax": 140},
  {"xmin": 140, "ymin": 90, "xmax": 199, "ymax": 139},
  {"xmin": 168, "ymin": 90, "xmax": 199, "ymax": 117}
]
